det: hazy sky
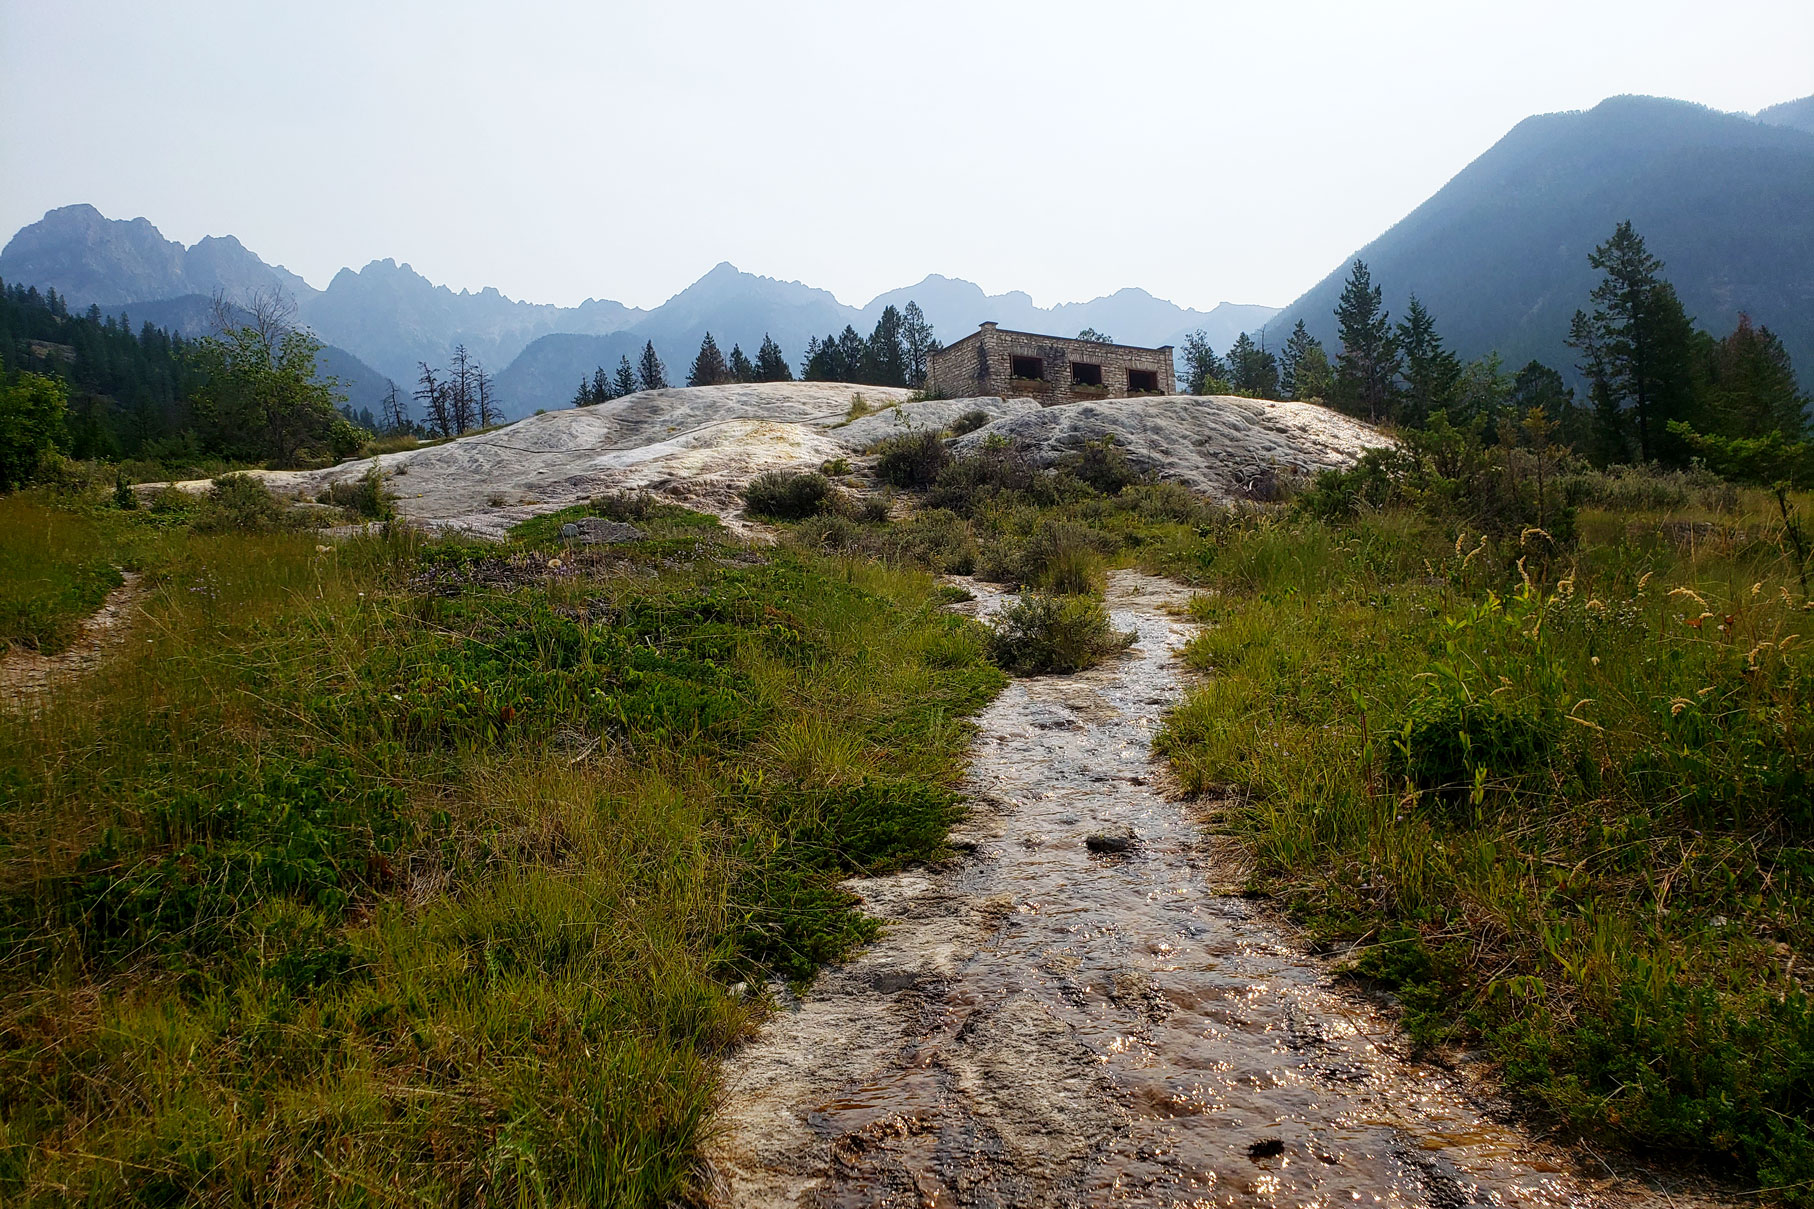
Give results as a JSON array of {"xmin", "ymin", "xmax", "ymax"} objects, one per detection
[{"xmin": 2, "ymin": 1, "xmax": 1810, "ymax": 312}]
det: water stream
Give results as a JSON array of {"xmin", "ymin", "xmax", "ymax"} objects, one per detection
[{"xmin": 705, "ymin": 571, "xmax": 1651, "ymax": 1208}]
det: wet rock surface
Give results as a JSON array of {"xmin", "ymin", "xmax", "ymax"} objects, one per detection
[{"xmin": 706, "ymin": 571, "xmax": 1709, "ymax": 1208}]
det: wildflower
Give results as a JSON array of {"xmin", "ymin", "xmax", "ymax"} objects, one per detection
[
  {"xmin": 315, "ymin": 544, "xmax": 332, "ymax": 553},
  {"xmin": 1637, "ymin": 571, "xmax": 1653, "ymax": 592},
  {"xmin": 1590, "ymin": 656, "xmax": 1600, "ymax": 666},
  {"xmin": 1520, "ymin": 527, "xmax": 1553, "ymax": 548},
  {"xmin": 1668, "ymin": 586, "xmax": 1709, "ymax": 609},
  {"xmin": 548, "ymin": 558, "xmax": 564, "ymax": 569},
  {"xmin": 1752, "ymin": 582, "xmax": 1764, "ymax": 596},
  {"xmin": 1585, "ymin": 598, "xmax": 1607, "ymax": 615},
  {"xmin": 1670, "ymin": 698, "xmax": 1691, "ymax": 715}
]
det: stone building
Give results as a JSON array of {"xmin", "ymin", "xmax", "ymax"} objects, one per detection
[{"xmin": 924, "ymin": 322, "xmax": 1175, "ymax": 405}]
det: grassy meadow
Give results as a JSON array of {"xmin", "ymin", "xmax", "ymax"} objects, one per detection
[
  {"xmin": 1147, "ymin": 483, "xmax": 1814, "ymax": 1199},
  {"xmin": 0, "ymin": 491, "xmax": 1001, "ymax": 1205}
]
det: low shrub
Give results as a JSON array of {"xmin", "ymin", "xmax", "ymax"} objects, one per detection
[
  {"xmin": 986, "ymin": 591, "xmax": 1134, "ymax": 674},
  {"xmin": 1069, "ymin": 436, "xmax": 1143, "ymax": 495},
  {"xmin": 324, "ymin": 462, "xmax": 394, "ymax": 520},
  {"xmin": 948, "ymin": 409, "xmax": 991, "ymax": 437},
  {"xmin": 744, "ymin": 470, "xmax": 835, "ymax": 519},
  {"xmin": 978, "ymin": 517, "xmax": 1112, "ymax": 593},
  {"xmin": 874, "ymin": 430, "xmax": 951, "ymax": 489},
  {"xmin": 196, "ymin": 474, "xmax": 288, "ymax": 533}
]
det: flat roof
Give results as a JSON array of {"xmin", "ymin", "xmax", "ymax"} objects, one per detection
[{"xmin": 933, "ymin": 323, "xmax": 1172, "ymax": 354}]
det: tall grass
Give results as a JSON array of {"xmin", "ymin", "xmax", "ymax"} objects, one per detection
[
  {"xmin": 1153, "ymin": 498, "xmax": 1814, "ymax": 1198},
  {"xmin": 0, "ymin": 493, "xmax": 129, "ymax": 651},
  {"xmin": 0, "ymin": 502, "xmax": 1002, "ymax": 1205}
]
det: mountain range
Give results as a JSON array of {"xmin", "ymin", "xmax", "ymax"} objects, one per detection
[
  {"xmin": 5, "ymin": 90, "xmax": 1810, "ymax": 418},
  {"xmin": 1260, "ymin": 95, "xmax": 1814, "ymax": 388},
  {"xmin": 0, "ymin": 205, "xmax": 1273, "ymax": 419}
]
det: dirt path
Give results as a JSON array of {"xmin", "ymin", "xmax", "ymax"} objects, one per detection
[
  {"xmin": 704, "ymin": 571, "xmax": 1709, "ymax": 1208},
  {"xmin": 1, "ymin": 571, "xmax": 143, "ymax": 702}
]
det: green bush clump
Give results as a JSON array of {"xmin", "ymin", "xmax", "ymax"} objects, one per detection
[
  {"xmin": 874, "ymin": 430, "xmax": 951, "ymax": 489},
  {"xmin": 948, "ymin": 409, "xmax": 991, "ymax": 437},
  {"xmin": 978, "ymin": 517, "xmax": 1112, "ymax": 594},
  {"xmin": 196, "ymin": 473, "xmax": 289, "ymax": 532},
  {"xmin": 986, "ymin": 591, "xmax": 1134, "ymax": 674},
  {"xmin": 1068, "ymin": 436, "xmax": 1143, "ymax": 495},
  {"xmin": 744, "ymin": 470, "xmax": 835, "ymax": 519},
  {"xmin": 324, "ymin": 462, "xmax": 394, "ymax": 520}
]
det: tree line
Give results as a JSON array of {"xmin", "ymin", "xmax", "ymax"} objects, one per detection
[
  {"xmin": 569, "ymin": 301, "xmax": 941, "ymax": 407},
  {"xmin": 0, "ymin": 283, "xmax": 366, "ymax": 477},
  {"xmin": 1312, "ymin": 222, "xmax": 1808, "ymax": 467}
]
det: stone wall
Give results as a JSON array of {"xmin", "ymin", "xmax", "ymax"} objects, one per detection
[{"xmin": 925, "ymin": 323, "xmax": 1175, "ymax": 406}]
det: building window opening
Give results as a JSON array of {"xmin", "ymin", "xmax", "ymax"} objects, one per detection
[
  {"xmin": 1010, "ymin": 355, "xmax": 1045, "ymax": 381},
  {"xmin": 1071, "ymin": 361, "xmax": 1103, "ymax": 387},
  {"xmin": 1127, "ymin": 369, "xmax": 1159, "ymax": 393}
]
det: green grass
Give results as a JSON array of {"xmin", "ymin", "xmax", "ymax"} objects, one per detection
[
  {"xmin": 1151, "ymin": 501, "xmax": 1814, "ymax": 1199},
  {"xmin": 0, "ymin": 500, "xmax": 1003, "ymax": 1205},
  {"xmin": 0, "ymin": 493, "xmax": 130, "ymax": 653}
]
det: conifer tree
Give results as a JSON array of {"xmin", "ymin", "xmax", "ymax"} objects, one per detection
[
  {"xmin": 1566, "ymin": 221, "xmax": 1698, "ymax": 463},
  {"xmin": 1333, "ymin": 260, "xmax": 1399, "ymax": 423},
  {"xmin": 614, "ymin": 355, "xmax": 639, "ymax": 397},
  {"xmin": 1701, "ymin": 314, "xmax": 1810, "ymax": 440},
  {"xmin": 1225, "ymin": 332, "xmax": 1280, "ymax": 398},
  {"xmin": 1293, "ymin": 343, "xmax": 1334, "ymax": 402},
  {"xmin": 1180, "ymin": 330, "xmax": 1226, "ymax": 395},
  {"xmin": 901, "ymin": 302, "xmax": 939, "ymax": 387},
  {"xmin": 865, "ymin": 306, "xmax": 908, "ymax": 387},
  {"xmin": 1278, "ymin": 320, "xmax": 1321, "ymax": 400},
  {"xmin": 637, "ymin": 341, "xmax": 669, "ymax": 391},
  {"xmin": 688, "ymin": 332, "xmax": 729, "ymax": 387},
  {"xmin": 755, "ymin": 334, "xmax": 793, "ymax": 382},
  {"xmin": 727, "ymin": 343, "xmax": 755, "ymax": 383},
  {"xmin": 1394, "ymin": 295, "xmax": 1461, "ymax": 425},
  {"xmin": 593, "ymin": 366, "xmax": 613, "ymax": 402}
]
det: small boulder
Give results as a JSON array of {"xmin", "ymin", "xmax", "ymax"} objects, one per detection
[{"xmin": 1085, "ymin": 828, "xmax": 1136, "ymax": 854}]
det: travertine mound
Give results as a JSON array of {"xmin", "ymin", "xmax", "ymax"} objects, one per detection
[
  {"xmin": 155, "ymin": 385, "xmax": 1385, "ymax": 537},
  {"xmin": 951, "ymin": 394, "xmax": 1387, "ymax": 500}
]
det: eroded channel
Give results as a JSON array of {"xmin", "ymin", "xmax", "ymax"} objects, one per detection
[{"xmin": 705, "ymin": 570, "xmax": 1629, "ymax": 1208}]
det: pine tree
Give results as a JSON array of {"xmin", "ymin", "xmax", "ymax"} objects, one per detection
[
  {"xmin": 1225, "ymin": 332, "xmax": 1280, "ymax": 398},
  {"xmin": 1701, "ymin": 314, "xmax": 1810, "ymax": 440},
  {"xmin": 1076, "ymin": 327, "xmax": 1113, "ymax": 343},
  {"xmin": 864, "ymin": 306, "xmax": 907, "ymax": 387},
  {"xmin": 901, "ymin": 302, "xmax": 940, "ymax": 387},
  {"xmin": 1509, "ymin": 360, "xmax": 1591, "ymax": 453},
  {"xmin": 755, "ymin": 334, "xmax": 793, "ymax": 382},
  {"xmin": 1566, "ymin": 221, "xmax": 1699, "ymax": 463},
  {"xmin": 614, "ymin": 355, "xmax": 639, "ymax": 397},
  {"xmin": 637, "ymin": 342, "xmax": 669, "ymax": 391},
  {"xmin": 687, "ymin": 332, "xmax": 729, "ymax": 387},
  {"xmin": 1293, "ymin": 343, "xmax": 1334, "ymax": 402},
  {"xmin": 593, "ymin": 366, "xmax": 613, "ymax": 403},
  {"xmin": 1332, "ymin": 260, "xmax": 1399, "ymax": 423},
  {"xmin": 1394, "ymin": 296, "xmax": 1461, "ymax": 426},
  {"xmin": 1278, "ymin": 321, "xmax": 1322, "ymax": 400},
  {"xmin": 1180, "ymin": 329, "xmax": 1226, "ymax": 395},
  {"xmin": 727, "ymin": 343, "xmax": 755, "ymax": 383}
]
